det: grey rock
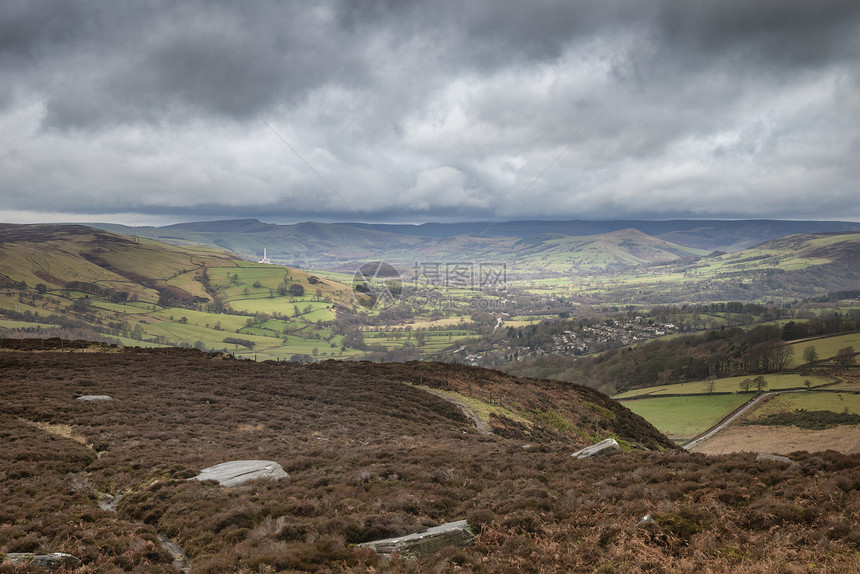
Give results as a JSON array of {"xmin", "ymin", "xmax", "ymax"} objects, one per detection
[
  {"xmin": 191, "ymin": 460, "xmax": 289, "ymax": 487},
  {"xmin": 76, "ymin": 395, "xmax": 113, "ymax": 401},
  {"xmin": 756, "ymin": 452, "xmax": 795, "ymax": 465},
  {"xmin": 357, "ymin": 520, "xmax": 475, "ymax": 560},
  {"xmin": 4, "ymin": 552, "xmax": 82, "ymax": 569},
  {"xmin": 98, "ymin": 493, "xmax": 120, "ymax": 512},
  {"xmin": 571, "ymin": 438, "xmax": 623, "ymax": 459}
]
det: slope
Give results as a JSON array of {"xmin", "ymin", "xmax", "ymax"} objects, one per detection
[
  {"xmin": 0, "ymin": 224, "xmax": 364, "ymax": 358},
  {"xmin": 92, "ymin": 220, "xmax": 705, "ymax": 275},
  {"xmin": 2, "ymin": 345, "xmax": 860, "ymax": 573}
]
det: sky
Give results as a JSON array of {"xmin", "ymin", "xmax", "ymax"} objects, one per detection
[{"xmin": 1, "ymin": 0, "xmax": 859, "ymax": 226}]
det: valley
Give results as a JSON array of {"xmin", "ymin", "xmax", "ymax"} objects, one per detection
[{"xmin": 1, "ymin": 219, "xmax": 859, "ymax": 571}]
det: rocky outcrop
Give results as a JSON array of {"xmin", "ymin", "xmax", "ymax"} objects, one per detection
[
  {"xmin": 76, "ymin": 395, "xmax": 113, "ymax": 401},
  {"xmin": 357, "ymin": 520, "xmax": 475, "ymax": 559},
  {"xmin": 756, "ymin": 452, "xmax": 795, "ymax": 465},
  {"xmin": 3, "ymin": 552, "xmax": 81, "ymax": 570},
  {"xmin": 191, "ymin": 460, "xmax": 289, "ymax": 487},
  {"xmin": 571, "ymin": 438, "xmax": 623, "ymax": 459}
]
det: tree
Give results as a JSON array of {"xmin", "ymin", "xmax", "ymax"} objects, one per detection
[
  {"xmin": 704, "ymin": 379, "xmax": 715, "ymax": 394},
  {"xmin": 740, "ymin": 378, "xmax": 752, "ymax": 393},
  {"xmin": 35, "ymin": 283, "xmax": 47, "ymax": 294},
  {"xmin": 835, "ymin": 346, "xmax": 856, "ymax": 369},
  {"xmin": 802, "ymin": 345, "xmax": 819, "ymax": 365},
  {"xmin": 753, "ymin": 375, "xmax": 768, "ymax": 393},
  {"xmin": 804, "ymin": 379, "xmax": 813, "ymax": 390}
]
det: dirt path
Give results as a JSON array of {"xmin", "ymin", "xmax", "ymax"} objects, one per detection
[
  {"xmin": 419, "ymin": 387, "xmax": 492, "ymax": 435},
  {"xmin": 692, "ymin": 424, "xmax": 860, "ymax": 455},
  {"xmin": 157, "ymin": 534, "xmax": 191, "ymax": 573}
]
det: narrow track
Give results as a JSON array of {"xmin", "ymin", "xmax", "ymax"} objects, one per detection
[
  {"xmin": 418, "ymin": 387, "xmax": 492, "ymax": 435},
  {"xmin": 683, "ymin": 389, "xmax": 807, "ymax": 450}
]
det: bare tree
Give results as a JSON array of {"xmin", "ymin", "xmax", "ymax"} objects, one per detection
[
  {"xmin": 835, "ymin": 346, "xmax": 856, "ymax": 369},
  {"xmin": 802, "ymin": 345, "xmax": 819, "ymax": 365}
]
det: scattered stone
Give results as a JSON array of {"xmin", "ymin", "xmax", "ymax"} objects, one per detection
[
  {"xmin": 190, "ymin": 460, "xmax": 289, "ymax": 487},
  {"xmin": 571, "ymin": 438, "xmax": 623, "ymax": 459},
  {"xmin": 76, "ymin": 395, "xmax": 113, "ymax": 401},
  {"xmin": 3, "ymin": 552, "xmax": 81, "ymax": 570},
  {"xmin": 358, "ymin": 520, "xmax": 475, "ymax": 560},
  {"xmin": 637, "ymin": 514, "xmax": 658, "ymax": 529},
  {"xmin": 756, "ymin": 452, "xmax": 795, "ymax": 465},
  {"xmin": 98, "ymin": 493, "xmax": 120, "ymax": 512}
]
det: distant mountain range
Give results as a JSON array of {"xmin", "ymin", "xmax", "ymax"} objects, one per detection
[{"xmin": 91, "ymin": 218, "xmax": 860, "ymax": 274}]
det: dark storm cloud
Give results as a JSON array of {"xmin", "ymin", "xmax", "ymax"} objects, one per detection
[{"xmin": 1, "ymin": 0, "xmax": 859, "ymax": 224}]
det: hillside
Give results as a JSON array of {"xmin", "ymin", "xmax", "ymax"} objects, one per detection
[
  {"xmin": 2, "ymin": 345, "xmax": 860, "ymax": 572},
  {"xmin": 0, "ymin": 224, "xmax": 364, "ymax": 359},
  {"xmin": 543, "ymin": 231, "xmax": 860, "ymax": 306},
  {"xmin": 94, "ymin": 220, "xmax": 706, "ymax": 275}
]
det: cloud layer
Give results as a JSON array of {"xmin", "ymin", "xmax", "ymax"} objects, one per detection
[{"xmin": 2, "ymin": 0, "xmax": 859, "ymax": 224}]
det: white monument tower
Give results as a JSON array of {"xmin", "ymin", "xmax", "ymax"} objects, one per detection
[{"xmin": 258, "ymin": 248, "xmax": 272, "ymax": 264}]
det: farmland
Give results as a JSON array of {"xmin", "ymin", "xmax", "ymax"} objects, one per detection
[{"xmin": 621, "ymin": 395, "xmax": 750, "ymax": 441}]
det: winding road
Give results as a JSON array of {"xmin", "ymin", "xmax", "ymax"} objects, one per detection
[{"xmin": 683, "ymin": 389, "xmax": 807, "ymax": 450}]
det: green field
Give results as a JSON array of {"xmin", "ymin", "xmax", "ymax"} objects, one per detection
[
  {"xmin": 788, "ymin": 332, "xmax": 860, "ymax": 366},
  {"xmin": 614, "ymin": 374, "xmax": 832, "ymax": 399},
  {"xmin": 622, "ymin": 394, "xmax": 750, "ymax": 440},
  {"xmin": 747, "ymin": 391, "xmax": 860, "ymax": 420}
]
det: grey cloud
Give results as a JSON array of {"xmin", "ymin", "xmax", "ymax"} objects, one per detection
[{"xmin": 1, "ymin": 0, "xmax": 859, "ymax": 224}]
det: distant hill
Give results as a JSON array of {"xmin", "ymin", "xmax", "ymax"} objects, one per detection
[
  {"xmin": 93, "ymin": 220, "xmax": 716, "ymax": 274},
  {"xmin": 342, "ymin": 219, "xmax": 860, "ymax": 251},
  {"xmin": 90, "ymin": 218, "xmax": 860, "ymax": 275}
]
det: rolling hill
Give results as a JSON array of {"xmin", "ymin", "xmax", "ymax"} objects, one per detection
[
  {"xmin": 94, "ymin": 220, "xmax": 708, "ymax": 275},
  {"xmin": 0, "ymin": 224, "xmax": 365, "ymax": 359}
]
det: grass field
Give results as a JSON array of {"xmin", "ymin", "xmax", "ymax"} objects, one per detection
[
  {"xmin": 614, "ymin": 374, "xmax": 832, "ymax": 399},
  {"xmin": 747, "ymin": 391, "xmax": 860, "ymax": 419},
  {"xmin": 622, "ymin": 394, "xmax": 750, "ymax": 440},
  {"xmin": 788, "ymin": 332, "xmax": 860, "ymax": 366}
]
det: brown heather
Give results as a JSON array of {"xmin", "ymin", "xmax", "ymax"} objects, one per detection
[{"xmin": 1, "ymin": 342, "xmax": 859, "ymax": 572}]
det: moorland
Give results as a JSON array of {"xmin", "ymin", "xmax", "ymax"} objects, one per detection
[{"xmin": 2, "ymin": 344, "xmax": 860, "ymax": 573}]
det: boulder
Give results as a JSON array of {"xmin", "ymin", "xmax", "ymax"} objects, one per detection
[
  {"xmin": 571, "ymin": 438, "xmax": 622, "ymax": 459},
  {"xmin": 3, "ymin": 552, "xmax": 81, "ymax": 570},
  {"xmin": 76, "ymin": 395, "xmax": 113, "ymax": 401},
  {"xmin": 756, "ymin": 452, "xmax": 795, "ymax": 465},
  {"xmin": 191, "ymin": 460, "xmax": 289, "ymax": 487},
  {"xmin": 637, "ymin": 514, "xmax": 658, "ymax": 529},
  {"xmin": 357, "ymin": 520, "xmax": 475, "ymax": 560}
]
